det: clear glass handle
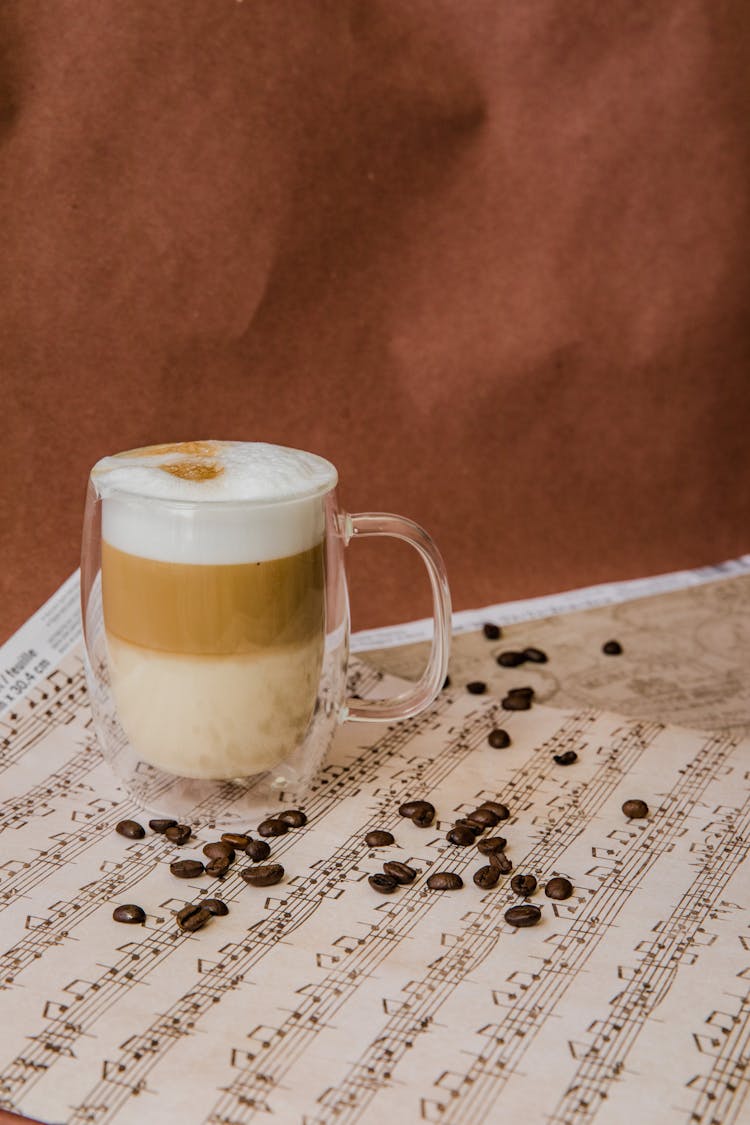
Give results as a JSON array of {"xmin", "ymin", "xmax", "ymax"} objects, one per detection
[{"xmin": 342, "ymin": 512, "xmax": 451, "ymax": 722}]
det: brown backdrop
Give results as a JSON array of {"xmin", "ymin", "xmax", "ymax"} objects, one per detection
[{"xmin": 2, "ymin": 0, "xmax": 749, "ymax": 648}]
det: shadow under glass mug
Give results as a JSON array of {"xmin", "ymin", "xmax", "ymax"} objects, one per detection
[{"xmin": 80, "ymin": 441, "xmax": 451, "ymax": 819}]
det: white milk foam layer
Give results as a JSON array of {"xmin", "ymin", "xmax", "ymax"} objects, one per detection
[{"xmin": 92, "ymin": 441, "xmax": 338, "ymax": 564}]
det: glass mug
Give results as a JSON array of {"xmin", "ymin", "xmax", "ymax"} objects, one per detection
[{"xmin": 81, "ymin": 441, "xmax": 451, "ymax": 819}]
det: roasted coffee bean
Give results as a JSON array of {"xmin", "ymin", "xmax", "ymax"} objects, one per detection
[
  {"xmin": 176, "ymin": 904, "xmax": 212, "ymax": 932},
  {"xmin": 473, "ymin": 865, "xmax": 500, "ymax": 889},
  {"xmin": 113, "ymin": 904, "xmax": 145, "ymax": 924},
  {"xmin": 447, "ymin": 825, "xmax": 477, "ymax": 847},
  {"xmin": 202, "ymin": 898, "xmax": 229, "ymax": 916},
  {"xmin": 554, "ymin": 750, "xmax": 578, "ymax": 766},
  {"xmin": 241, "ymin": 863, "xmax": 285, "ymax": 887},
  {"xmin": 497, "ymin": 651, "xmax": 526, "ymax": 668},
  {"xmin": 203, "ymin": 841, "xmax": 235, "ymax": 861},
  {"xmin": 365, "ymin": 830, "xmax": 395, "ymax": 848},
  {"xmin": 483, "ymin": 623, "xmax": 502, "ymax": 640},
  {"xmin": 399, "ymin": 799, "xmax": 432, "ymax": 819},
  {"xmin": 383, "ymin": 861, "xmax": 417, "ymax": 884},
  {"xmin": 427, "ymin": 872, "xmax": 463, "ymax": 890},
  {"xmin": 170, "ymin": 859, "xmax": 205, "ymax": 879},
  {"xmin": 603, "ymin": 639, "xmax": 623, "ymax": 655},
  {"xmin": 369, "ymin": 873, "xmax": 398, "ymax": 894},
  {"xmin": 466, "ymin": 681, "xmax": 487, "ymax": 695},
  {"xmin": 467, "ymin": 807, "xmax": 499, "ymax": 828},
  {"xmin": 165, "ymin": 824, "xmax": 192, "ymax": 845},
  {"xmin": 477, "ymin": 836, "xmax": 507, "ymax": 855},
  {"xmin": 278, "ymin": 809, "xmax": 307, "ymax": 828},
  {"xmin": 205, "ymin": 856, "xmax": 231, "ymax": 879},
  {"xmin": 244, "ymin": 838, "xmax": 272, "ymax": 862},
  {"xmin": 454, "ymin": 818, "xmax": 485, "ymax": 836},
  {"xmin": 507, "ymin": 686, "xmax": 534, "ymax": 700},
  {"xmin": 442, "ymin": 674, "xmax": 451, "ymax": 690},
  {"xmin": 479, "ymin": 801, "xmax": 510, "ymax": 821},
  {"xmin": 257, "ymin": 818, "xmax": 289, "ymax": 837},
  {"xmin": 522, "ymin": 647, "xmax": 548, "ymax": 664},
  {"xmin": 545, "ymin": 877, "xmax": 573, "ymax": 900},
  {"xmin": 410, "ymin": 804, "xmax": 435, "ymax": 828},
  {"xmin": 488, "ymin": 728, "xmax": 511, "ymax": 749},
  {"xmin": 502, "ymin": 694, "xmax": 531, "ymax": 711},
  {"xmin": 622, "ymin": 798, "xmax": 649, "ymax": 819},
  {"xmin": 511, "ymin": 873, "xmax": 537, "ymax": 897},
  {"xmin": 221, "ymin": 832, "xmax": 250, "ymax": 849},
  {"xmin": 505, "ymin": 904, "xmax": 542, "ymax": 928},
  {"xmin": 116, "ymin": 819, "xmax": 145, "ymax": 840},
  {"xmin": 489, "ymin": 851, "xmax": 513, "ymax": 874},
  {"xmin": 149, "ymin": 818, "xmax": 177, "ymax": 834}
]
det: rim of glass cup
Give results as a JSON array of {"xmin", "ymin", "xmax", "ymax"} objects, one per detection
[{"xmin": 90, "ymin": 477, "xmax": 339, "ymax": 509}]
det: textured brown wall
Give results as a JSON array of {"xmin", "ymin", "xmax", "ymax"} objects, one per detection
[{"xmin": 2, "ymin": 1, "xmax": 749, "ymax": 647}]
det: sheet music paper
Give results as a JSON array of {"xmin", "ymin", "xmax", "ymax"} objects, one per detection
[{"xmin": 0, "ymin": 642, "xmax": 749, "ymax": 1124}]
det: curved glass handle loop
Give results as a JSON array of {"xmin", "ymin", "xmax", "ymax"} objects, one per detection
[{"xmin": 342, "ymin": 512, "xmax": 451, "ymax": 722}]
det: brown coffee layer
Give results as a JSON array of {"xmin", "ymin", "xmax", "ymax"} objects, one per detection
[{"xmin": 102, "ymin": 540, "xmax": 325, "ymax": 654}]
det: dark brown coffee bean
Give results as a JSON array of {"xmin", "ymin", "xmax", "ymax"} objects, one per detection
[
  {"xmin": 257, "ymin": 818, "xmax": 289, "ymax": 837},
  {"xmin": 165, "ymin": 824, "xmax": 192, "ymax": 845},
  {"xmin": 116, "ymin": 819, "xmax": 145, "ymax": 840},
  {"xmin": 205, "ymin": 856, "xmax": 231, "ymax": 879},
  {"xmin": 505, "ymin": 904, "xmax": 542, "ymax": 928},
  {"xmin": 511, "ymin": 873, "xmax": 537, "ymax": 896},
  {"xmin": 383, "ymin": 861, "xmax": 417, "ymax": 884},
  {"xmin": 442, "ymin": 674, "xmax": 451, "ymax": 690},
  {"xmin": 113, "ymin": 904, "xmax": 146, "ymax": 924},
  {"xmin": 497, "ymin": 651, "xmax": 526, "ymax": 667},
  {"xmin": 202, "ymin": 898, "xmax": 229, "ymax": 916},
  {"xmin": 412, "ymin": 808, "xmax": 434, "ymax": 828},
  {"xmin": 489, "ymin": 851, "xmax": 513, "ymax": 874},
  {"xmin": 622, "ymin": 799, "xmax": 649, "ymax": 819},
  {"xmin": 244, "ymin": 838, "xmax": 272, "ymax": 861},
  {"xmin": 545, "ymin": 877, "xmax": 573, "ymax": 900},
  {"xmin": 427, "ymin": 872, "xmax": 463, "ymax": 890},
  {"xmin": 447, "ymin": 825, "xmax": 477, "ymax": 847},
  {"xmin": 554, "ymin": 750, "xmax": 578, "ymax": 766},
  {"xmin": 221, "ymin": 833, "xmax": 250, "ymax": 849},
  {"xmin": 203, "ymin": 841, "xmax": 235, "ymax": 861},
  {"xmin": 365, "ymin": 830, "xmax": 395, "ymax": 848},
  {"xmin": 368, "ymin": 873, "xmax": 398, "ymax": 894},
  {"xmin": 241, "ymin": 863, "xmax": 284, "ymax": 887},
  {"xmin": 149, "ymin": 818, "xmax": 177, "ymax": 834},
  {"xmin": 502, "ymin": 694, "xmax": 531, "ymax": 711},
  {"xmin": 473, "ymin": 865, "xmax": 500, "ymax": 889},
  {"xmin": 522, "ymin": 647, "xmax": 548, "ymax": 663},
  {"xmin": 483, "ymin": 623, "xmax": 501, "ymax": 640},
  {"xmin": 399, "ymin": 799, "xmax": 432, "ymax": 819},
  {"xmin": 477, "ymin": 836, "xmax": 507, "ymax": 855},
  {"xmin": 170, "ymin": 859, "xmax": 205, "ymax": 879},
  {"xmin": 278, "ymin": 809, "xmax": 307, "ymax": 828},
  {"xmin": 603, "ymin": 639, "xmax": 623, "ymax": 655},
  {"xmin": 507, "ymin": 686, "xmax": 534, "ymax": 700},
  {"xmin": 176, "ymin": 904, "xmax": 212, "ymax": 932},
  {"xmin": 454, "ymin": 818, "xmax": 485, "ymax": 836},
  {"xmin": 479, "ymin": 801, "xmax": 510, "ymax": 820},
  {"xmin": 466, "ymin": 681, "xmax": 487, "ymax": 695},
  {"xmin": 488, "ymin": 728, "xmax": 511, "ymax": 749},
  {"xmin": 467, "ymin": 808, "xmax": 499, "ymax": 828}
]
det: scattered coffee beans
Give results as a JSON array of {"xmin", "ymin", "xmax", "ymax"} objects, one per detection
[
  {"xmin": 113, "ymin": 904, "xmax": 145, "ymax": 924},
  {"xmin": 447, "ymin": 825, "xmax": 477, "ymax": 847},
  {"xmin": 622, "ymin": 799, "xmax": 649, "ymax": 819},
  {"xmin": 257, "ymin": 818, "xmax": 289, "ymax": 837},
  {"xmin": 365, "ymin": 830, "xmax": 395, "ymax": 848},
  {"xmin": 488, "ymin": 728, "xmax": 511, "ymax": 749},
  {"xmin": 170, "ymin": 859, "xmax": 205, "ymax": 879},
  {"xmin": 383, "ymin": 861, "xmax": 417, "ymax": 884},
  {"xmin": 427, "ymin": 872, "xmax": 463, "ymax": 890},
  {"xmin": 202, "ymin": 898, "xmax": 229, "ymax": 916},
  {"xmin": 489, "ymin": 851, "xmax": 513, "ymax": 874},
  {"xmin": 241, "ymin": 863, "xmax": 285, "ymax": 887},
  {"xmin": 221, "ymin": 833, "xmax": 250, "ymax": 849},
  {"xmin": 466, "ymin": 681, "xmax": 487, "ymax": 695},
  {"xmin": 203, "ymin": 841, "xmax": 235, "ymax": 861},
  {"xmin": 603, "ymin": 640, "xmax": 623, "ymax": 655},
  {"xmin": 483, "ymin": 623, "xmax": 501, "ymax": 640},
  {"xmin": 165, "ymin": 824, "xmax": 192, "ymax": 845},
  {"xmin": 176, "ymin": 904, "xmax": 212, "ymax": 932},
  {"xmin": 502, "ymin": 694, "xmax": 531, "ymax": 712},
  {"xmin": 244, "ymin": 838, "xmax": 271, "ymax": 862},
  {"xmin": 205, "ymin": 856, "xmax": 231, "ymax": 879},
  {"xmin": 467, "ymin": 807, "xmax": 499, "ymax": 829},
  {"xmin": 369, "ymin": 873, "xmax": 397, "ymax": 894},
  {"xmin": 473, "ymin": 865, "xmax": 499, "ymax": 889},
  {"xmin": 511, "ymin": 873, "xmax": 537, "ymax": 896},
  {"xmin": 505, "ymin": 904, "xmax": 542, "ymax": 927},
  {"xmin": 497, "ymin": 651, "xmax": 526, "ymax": 668},
  {"xmin": 116, "ymin": 819, "xmax": 145, "ymax": 840},
  {"xmin": 411, "ymin": 804, "xmax": 435, "ymax": 828},
  {"xmin": 477, "ymin": 836, "xmax": 507, "ymax": 855},
  {"xmin": 479, "ymin": 801, "xmax": 510, "ymax": 821},
  {"xmin": 454, "ymin": 818, "xmax": 484, "ymax": 836},
  {"xmin": 149, "ymin": 818, "xmax": 177, "ymax": 834},
  {"xmin": 278, "ymin": 809, "xmax": 307, "ymax": 828},
  {"xmin": 545, "ymin": 877, "xmax": 573, "ymax": 900},
  {"xmin": 398, "ymin": 800, "xmax": 433, "ymax": 819},
  {"xmin": 522, "ymin": 647, "xmax": 547, "ymax": 663},
  {"xmin": 553, "ymin": 750, "xmax": 578, "ymax": 766}
]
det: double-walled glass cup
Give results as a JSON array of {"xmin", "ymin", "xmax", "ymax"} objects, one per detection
[{"xmin": 80, "ymin": 442, "xmax": 451, "ymax": 819}]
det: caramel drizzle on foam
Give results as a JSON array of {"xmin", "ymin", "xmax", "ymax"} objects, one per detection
[{"xmin": 117, "ymin": 441, "xmax": 225, "ymax": 482}]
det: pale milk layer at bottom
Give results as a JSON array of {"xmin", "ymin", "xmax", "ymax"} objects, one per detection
[{"xmin": 106, "ymin": 633, "xmax": 323, "ymax": 779}]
